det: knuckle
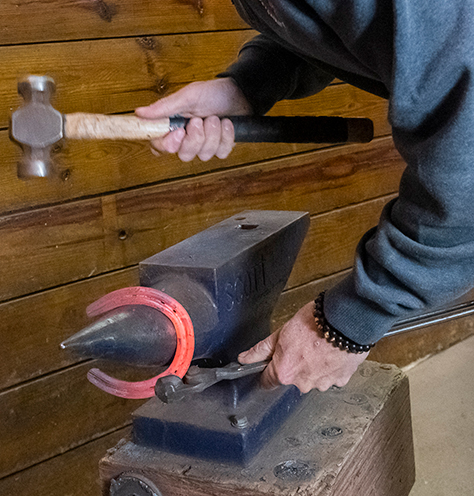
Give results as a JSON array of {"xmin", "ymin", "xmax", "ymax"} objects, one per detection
[
  {"xmin": 158, "ymin": 99, "xmax": 173, "ymax": 117},
  {"xmin": 150, "ymin": 138, "xmax": 165, "ymax": 152},
  {"xmin": 259, "ymin": 338, "xmax": 276, "ymax": 355},
  {"xmin": 189, "ymin": 118, "xmax": 205, "ymax": 138},
  {"xmin": 317, "ymin": 378, "xmax": 336, "ymax": 391},
  {"xmin": 216, "ymin": 147, "xmax": 232, "ymax": 159},
  {"xmin": 178, "ymin": 146, "xmax": 197, "ymax": 162},
  {"xmin": 205, "ymin": 115, "xmax": 221, "ymax": 128},
  {"xmin": 252, "ymin": 340, "xmax": 266, "ymax": 355},
  {"xmin": 334, "ymin": 376, "xmax": 350, "ymax": 388},
  {"xmin": 197, "ymin": 151, "xmax": 213, "ymax": 162},
  {"xmin": 274, "ymin": 367, "xmax": 294, "ymax": 386},
  {"xmin": 297, "ymin": 384, "xmax": 312, "ymax": 394}
]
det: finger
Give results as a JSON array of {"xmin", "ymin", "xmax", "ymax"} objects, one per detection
[
  {"xmin": 259, "ymin": 360, "xmax": 281, "ymax": 389},
  {"xmin": 150, "ymin": 128, "xmax": 186, "ymax": 155},
  {"xmin": 198, "ymin": 116, "xmax": 222, "ymax": 162},
  {"xmin": 178, "ymin": 118, "xmax": 205, "ymax": 162},
  {"xmin": 238, "ymin": 331, "xmax": 279, "ymax": 364},
  {"xmin": 315, "ymin": 378, "xmax": 334, "ymax": 392},
  {"xmin": 216, "ymin": 118, "xmax": 235, "ymax": 159},
  {"xmin": 333, "ymin": 376, "xmax": 351, "ymax": 388}
]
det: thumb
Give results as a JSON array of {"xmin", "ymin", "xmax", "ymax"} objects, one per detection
[
  {"xmin": 135, "ymin": 91, "xmax": 191, "ymax": 120},
  {"xmin": 238, "ymin": 331, "xmax": 279, "ymax": 364}
]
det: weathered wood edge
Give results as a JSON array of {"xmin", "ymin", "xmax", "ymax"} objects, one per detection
[{"xmin": 97, "ymin": 363, "xmax": 412, "ymax": 496}]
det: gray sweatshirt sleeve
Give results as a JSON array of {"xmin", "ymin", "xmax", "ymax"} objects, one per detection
[
  {"xmin": 221, "ymin": 0, "xmax": 474, "ymax": 346},
  {"xmin": 324, "ymin": 0, "xmax": 474, "ymax": 344},
  {"xmin": 219, "ymin": 35, "xmax": 335, "ymax": 115}
]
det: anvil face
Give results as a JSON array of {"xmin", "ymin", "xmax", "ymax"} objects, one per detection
[
  {"xmin": 140, "ymin": 210, "xmax": 310, "ymax": 363},
  {"xmin": 133, "ymin": 210, "xmax": 310, "ymax": 464}
]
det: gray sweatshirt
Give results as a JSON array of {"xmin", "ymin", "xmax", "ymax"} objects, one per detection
[{"xmin": 221, "ymin": 0, "xmax": 474, "ymax": 344}]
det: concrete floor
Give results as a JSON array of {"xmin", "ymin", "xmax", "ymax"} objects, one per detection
[{"xmin": 406, "ymin": 334, "xmax": 474, "ymax": 496}]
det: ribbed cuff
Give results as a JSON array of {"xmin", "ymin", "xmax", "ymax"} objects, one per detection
[
  {"xmin": 217, "ymin": 44, "xmax": 298, "ymax": 115},
  {"xmin": 323, "ymin": 274, "xmax": 397, "ymax": 345}
]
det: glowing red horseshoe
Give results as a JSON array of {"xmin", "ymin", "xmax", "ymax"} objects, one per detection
[{"xmin": 85, "ymin": 286, "xmax": 194, "ymax": 399}]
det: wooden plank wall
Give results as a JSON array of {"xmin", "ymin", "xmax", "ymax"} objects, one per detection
[{"xmin": 1, "ymin": 2, "xmax": 469, "ymax": 495}]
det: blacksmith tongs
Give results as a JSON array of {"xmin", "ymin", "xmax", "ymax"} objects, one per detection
[{"xmin": 155, "ymin": 360, "xmax": 269, "ymax": 404}]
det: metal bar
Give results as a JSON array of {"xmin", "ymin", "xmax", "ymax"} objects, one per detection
[{"xmin": 386, "ymin": 299, "xmax": 474, "ymax": 337}]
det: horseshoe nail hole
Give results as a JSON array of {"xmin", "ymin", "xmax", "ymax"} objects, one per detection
[
  {"xmin": 235, "ymin": 217, "xmax": 246, "ymax": 220},
  {"xmin": 61, "ymin": 169, "xmax": 71, "ymax": 182},
  {"xmin": 238, "ymin": 224, "xmax": 259, "ymax": 230},
  {"xmin": 118, "ymin": 230, "xmax": 128, "ymax": 241}
]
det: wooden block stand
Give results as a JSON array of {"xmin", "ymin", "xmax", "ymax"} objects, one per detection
[{"xmin": 100, "ymin": 361, "xmax": 415, "ymax": 496}]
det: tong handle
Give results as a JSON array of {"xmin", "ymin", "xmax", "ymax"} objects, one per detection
[
  {"xmin": 214, "ymin": 360, "xmax": 269, "ymax": 381},
  {"xmin": 155, "ymin": 360, "xmax": 269, "ymax": 403}
]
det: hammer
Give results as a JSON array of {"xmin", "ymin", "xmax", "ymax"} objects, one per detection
[{"xmin": 10, "ymin": 75, "xmax": 374, "ymax": 179}]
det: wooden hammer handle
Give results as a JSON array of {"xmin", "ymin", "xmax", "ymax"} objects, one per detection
[
  {"xmin": 64, "ymin": 113, "xmax": 171, "ymax": 140},
  {"xmin": 64, "ymin": 113, "xmax": 374, "ymax": 143}
]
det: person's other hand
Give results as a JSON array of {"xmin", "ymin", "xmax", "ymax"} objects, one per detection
[
  {"xmin": 238, "ymin": 301, "xmax": 369, "ymax": 393},
  {"xmin": 135, "ymin": 78, "xmax": 252, "ymax": 162}
]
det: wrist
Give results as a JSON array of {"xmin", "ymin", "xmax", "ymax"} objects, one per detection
[
  {"xmin": 314, "ymin": 292, "xmax": 375, "ymax": 354},
  {"xmin": 219, "ymin": 77, "xmax": 253, "ymax": 115}
]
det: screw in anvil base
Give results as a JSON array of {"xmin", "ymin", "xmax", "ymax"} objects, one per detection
[{"xmin": 229, "ymin": 415, "xmax": 249, "ymax": 429}]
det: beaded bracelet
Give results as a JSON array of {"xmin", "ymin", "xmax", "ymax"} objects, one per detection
[{"xmin": 313, "ymin": 292, "xmax": 374, "ymax": 354}]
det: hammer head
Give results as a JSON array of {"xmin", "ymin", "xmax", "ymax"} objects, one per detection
[{"xmin": 10, "ymin": 75, "xmax": 64, "ymax": 179}]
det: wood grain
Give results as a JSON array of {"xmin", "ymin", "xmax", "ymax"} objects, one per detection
[
  {"xmin": 287, "ymin": 194, "xmax": 396, "ymax": 287},
  {"xmin": 0, "ymin": 362, "xmax": 144, "ymax": 479},
  {"xmin": 9, "ymin": 221, "xmax": 472, "ymax": 396},
  {"xmin": 99, "ymin": 363, "xmax": 414, "ymax": 496},
  {"xmin": 0, "ymin": 137, "xmax": 403, "ymax": 302},
  {"xmin": 0, "ymin": 140, "xmax": 400, "ymax": 388},
  {"xmin": 64, "ymin": 113, "xmax": 171, "ymax": 140},
  {"xmin": 1, "ymin": 30, "xmax": 256, "ymax": 129},
  {"xmin": 0, "ymin": 0, "xmax": 248, "ymax": 45},
  {"xmin": 0, "ymin": 0, "xmax": 414, "ymax": 492},
  {"xmin": 331, "ymin": 374, "xmax": 415, "ymax": 495},
  {"xmin": 3, "ymin": 84, "xmax": 390, "ymax": 215},
  {"xmin": 370, "ymin": 315, "xmax": 474, "ymax": 367},
  {"xmin": 0, "ymin": 268, "xmax": 138, "ymax": 391},
  {"xmin": 0, "ymin": 428, "xmax": 131, "ymax": 496},
  {"xmin": 1, "ymin": 271, "xmax": 471, "ymax": 488},
  {"xmin": 3, "ymin": 34, "xmax": 389, "ymax": 132}
]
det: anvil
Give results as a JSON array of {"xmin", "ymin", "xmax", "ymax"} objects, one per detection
[{"xmin": 62, "ymin": 210, "xmax": 310, "ymax": 465}]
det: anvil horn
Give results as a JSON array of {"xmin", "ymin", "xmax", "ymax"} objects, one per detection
[
  {"xmin": 60, "ymin": 305, "xmax": 177, "ymax": 367},
  {"xmin": 61, "ymin": 211, "xmax": 310, "ymax": 369}
]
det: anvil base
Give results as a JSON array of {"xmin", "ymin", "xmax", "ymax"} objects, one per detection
[
  {"xmin": 132, "ymin": 377, "xmax": 303, "ymax": 466},
  {"xmin": 100, "ymin": 361, "xmax": 415, "ymax": 496}
]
